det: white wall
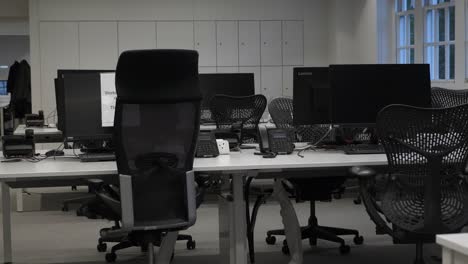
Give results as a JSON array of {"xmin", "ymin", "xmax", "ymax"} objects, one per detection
[
  {"xmin": 328, "ymin": 0, "xmax": 379, "ymax": 64},
  {"xmin": 0, "ymin": 0, "xmax": 28, "ymax": 18}
]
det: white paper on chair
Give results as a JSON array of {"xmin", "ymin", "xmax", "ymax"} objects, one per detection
[{"xmin": 100, "ymin": 73, "xmax": 117, "ymax": 127}]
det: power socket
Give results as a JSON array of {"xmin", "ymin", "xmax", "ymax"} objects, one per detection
[{"xmin": 216, "ymin": 139, "xmax": 230, "ymax": 155}]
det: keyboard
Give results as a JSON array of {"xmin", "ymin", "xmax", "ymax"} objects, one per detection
[
  {"xmin": 79, "ymin": 153, "xmax": 116, "ymax": 162},
  {"xmin": 342, "ymin": 144, "xmax": 385, "ymax": 155}
]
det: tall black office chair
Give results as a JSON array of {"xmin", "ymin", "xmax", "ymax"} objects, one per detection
[
  {"xmin": 97, "ymin": 50, "xmax": 202, "ymax": 263},
  {"xmin": 351, "ymin": 103, "xmax": 468, "ymax": 264},
  {"xmin": 210, "ymin": 94, "xmax": 267, "ymax": 145},
  {"xmin": 247, "ymin": 98, "xmax": 362, "ymax": 260},
  {"xmin": 431, "ymin": 87, "xmax": 468, "ymax": 108}
]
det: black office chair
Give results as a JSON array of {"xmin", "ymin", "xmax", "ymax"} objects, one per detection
[
  {"xmin": 262, "ymin": 98, "xmax": 362, "ymax": 255},
  {"xmin": 210, "ymin": 94, "xmax": 267, "ymax": 145},
  {"xmin": 351, "ymin": 103, "xmax": 468, "ymax": 264},
  {"xmin": 91, "ymin": 50, "xmax": 202, "ymax": 263},
  {"xmin": 431, "ymin": 87, "xmax": 468, "ymax": 108}
]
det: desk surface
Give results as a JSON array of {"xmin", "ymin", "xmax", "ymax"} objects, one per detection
[
  {"xmin": 437, "ymin": 234, "xmax": 468, "ymax": 255},
  {"xmin": 0, "ymin": 149, "xmax": 387, "ymax": 182},
  {"xmin": 14, "ymin": 124, "xmax": 62, "ymax": 136}
]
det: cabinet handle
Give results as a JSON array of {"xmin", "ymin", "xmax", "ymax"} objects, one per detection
[
  {"xmin": 197, "ymin": 42, "xmax": 200, "ymax": 45},
  {"xmin": 241, "ymin": 42, "xmax": 245, "ymax": 45},
  {"xmin": 285, "ymin": 41, "xmax": 288, "ymax": 45},
  {"xmin": 264, "ymin": 42, "xmax": 267, "ymax": 45},
  {"xmin": 219, "ymin": 42, "xmax": 222, "ymax": 46}
]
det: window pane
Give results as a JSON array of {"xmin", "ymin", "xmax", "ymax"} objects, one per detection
[
  {"xmin": 438, "ymin": 8, "xmax": 445, "ymax": 42},
  {"xmin": 426, "ymin": 46, "xmax": 435, "ymax": 79},
  {"xmin": 449, "ymin": 6, "xmax": 455, "ymax": 41},
  {"xmin": 399, "ymin": 49, "xmax": 408, "ymax": 63},
  {"xmin": 406, "ymin": 0, "xmax": 415, "ymax": 10},
  {"xmin": 399, "ymin": 16, "xmax": 407, "ymax": 47},
  {"xmin": 449, "ymin": 44, "xmax": 455, "ymax": 79},
  {"xmin": 410, "ymin": 48, "xmax": 415, "ymax": 64},
  {"xmin": 410, "ymin": 14, "xmax": 415, "ymax": 45},
  {"xmin": 438, "ymin": 45, "xmax": 446, "ymax": 79},
  {"xmin": 426, "ymin": 10, "xmax": 434, "ymax": 43}
]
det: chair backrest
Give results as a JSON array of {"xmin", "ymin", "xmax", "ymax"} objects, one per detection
[
  {"xmin": 268, "ymin": 97, "xmax": 329, "ymax": 143},
  {"xmin": 114, "ymin": 49, "xmax": 201, "ymax": 231},
  {"xmin": 377, "ymin": 103, "xmax": 468, "ymax": 233},
  {"xmin": 431, "ymin": 87, "xmax": 468, "ymax": 108},
  {"xmin": 210, "ymin": 94, "xmax": 267, "ymax": 143}
]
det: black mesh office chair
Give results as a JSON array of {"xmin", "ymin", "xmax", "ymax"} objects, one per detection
[
  {"xmin": 95, "ymin": 50, "xmax": 202, "ymax": 263},
  {"xmin": 269, "ymin": 98, "xmax": 361, "ymax": 248},
  {"xmin": 431, "ymin": 87, "xmax": 468, "ymax": 108},
  {"xmin": 246, "ymin": 98, "xmax": 362, "ymax": 262},
  {"xmin": 210, "ymin": 94, "xmax": 267, "ymax": 145},
  {"xmin": 351, "ymin": 103, "xmax": 468, "ymax": 264}
]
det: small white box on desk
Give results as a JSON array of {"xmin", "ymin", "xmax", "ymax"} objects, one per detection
[{"xmin": 216, "ymin": 139, "xmax": 230, "ymax": 155}]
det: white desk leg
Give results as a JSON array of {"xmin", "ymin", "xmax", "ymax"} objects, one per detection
[
  {"xmin": 1, "ymin": 182, "xmax": 12, "ymax": 263},
  {"xmin": 442, "ymin": 247, "xmax": 453, "ymax": 264},
  {"xmin": 272, "ymin": 180, "xmax": 303, "ymax": 264},
  {"xmin": 16, "ymin": 189, "xmax": 23, "ymax": 212},
  {"xmin": 157, "ymin": 231, "xmax": 179, "ymax": 264},
  {"xmin": 218, "ymin": 174, "xmax": 247, "ymax": 264}
]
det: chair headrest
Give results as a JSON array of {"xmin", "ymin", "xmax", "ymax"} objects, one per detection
[{"xmin": 115, "ymin": 49, "xmax": 202, "ymax": 103}]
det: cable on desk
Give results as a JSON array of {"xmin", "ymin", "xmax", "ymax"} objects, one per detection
[{"xmin": 297, "ymin": 125, "xmax": 333, "ymax": 158}]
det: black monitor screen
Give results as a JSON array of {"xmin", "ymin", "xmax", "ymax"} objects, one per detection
[
  {"xmin": 57, "ymin": 71, "xmax": 114, "ymax": 141},
  {"xmin": 293, "ymin": 67, "xmax": 331, "ymax": 125},
  {"xmin": 330, "ymin": 64, "xmax": 431, "ymax": 126},
  {"xmin": 199, "ymin": 73, "xmax": 255, "ymax": 108}
]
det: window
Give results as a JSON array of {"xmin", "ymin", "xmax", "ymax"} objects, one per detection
[
  {"xmin": 0, "ymin": 81, "xmax": 6, "ymax": 95},
  {"xmin": 396, "ymin": 0, "xmax": 416, "ymax": 64},
  {"xmin": 423, "ymin": 0, "xmax": 455, "ymax": 80}
]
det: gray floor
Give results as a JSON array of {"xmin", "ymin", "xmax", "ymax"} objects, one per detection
[{"xmin": 0, "ymin": 198, "xmax": 441, "ymax": 264}]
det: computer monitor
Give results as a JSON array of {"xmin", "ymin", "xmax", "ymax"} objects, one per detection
[
  {"xmin": 0, "ymin": 80, "xmax": 7, "ymax": 95},
  {"xmin": 293, "ymin": 67, "xmax": 331, "ymax": 125},
  {"xmin": 55, "ymin": 70, "xmax": 115, "ymax": 142},
  {"xmin": 329, "ymin": 64, "xmax": 431, "ymax": 126},
  {"xmin": 199, "ymin": 73, "xmax": 255, "ymax": 109}
]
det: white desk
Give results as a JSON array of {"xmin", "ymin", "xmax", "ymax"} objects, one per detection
[
  {"xmin": 0, "ymin": 149, "xmax": 387, "ymax": 264},
  {"xmin": 437, "ymin": 234, "xmax": 468, "ymax": 264}
]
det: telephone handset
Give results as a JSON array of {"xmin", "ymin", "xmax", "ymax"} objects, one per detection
[{"xmin": 258, "ymin": 126, "xmax": 294, "ymax": 156}]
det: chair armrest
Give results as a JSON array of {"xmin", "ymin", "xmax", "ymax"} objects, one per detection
[{"xmin": 350, "ymin": 166, "xmax": 377, "ymax": 179}]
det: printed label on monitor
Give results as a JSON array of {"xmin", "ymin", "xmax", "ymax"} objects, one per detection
[{"xmin": 100, "ymin": 73, "xmax": 117, "ymax": 127}]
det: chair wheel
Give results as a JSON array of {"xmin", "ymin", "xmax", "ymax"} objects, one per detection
[
  {"xmin": 61, "ymin": 205, "xmax": 68, "ymax": 212},
  {"xmin": 97, "ymin": 243, "xmax": 107, "ymax": 252},
  {"xmin": 339, "ymin": 245, "xmax": 350, "ymax": 255},
  {"xmin": 265, "ymin": 235, "xmax": 276, "ymax": 245},
  {"xmin": 187, "ymin": 240, "xmax": 196, "ymax": 250},
  {"xmin": 105, "ymin": 252, "xmax": 117, "ymax": 263},
  {"xmin": 353, "ymin": 198, "xmax": 362, "ymax": 205},
  {"xmin": 283, "ymin": 239, "xmax": 287, "ymax": 246},
  {"xmin": 353, "ymin": 236, "xmax": 364, "ymax": 245},
  {"xmin": 282, "ymin": 245, "xmax": 290, "ymax": 255}
]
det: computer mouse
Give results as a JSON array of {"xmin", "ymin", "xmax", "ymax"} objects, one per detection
[{"xmin": 45, "ymin": 149, "xmax": 65, "ymax": 157}]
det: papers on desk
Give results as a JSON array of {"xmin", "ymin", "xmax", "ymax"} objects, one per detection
[{"xmin": 100, "ymin": 73, "xmax": 117, "ymax": 127}]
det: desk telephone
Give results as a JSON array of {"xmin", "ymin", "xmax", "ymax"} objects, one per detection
[
  {"xmin": 258, "ymin": 126, "xmax": 294, "ymax": 157},
  {"xmin": 196, "ymin": 132, "xmax": 220, "ymax": 158}
]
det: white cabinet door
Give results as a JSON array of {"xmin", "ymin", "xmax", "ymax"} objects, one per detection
[
  {"xmin": 239, "ymin": 21, "xmax": 260, "ymax": 66},
  {"xmin": 282, "ymin": 21, "xmax": 303, "ymax": 65},
  {"xmin": 79, "ymin": 22, "xmax": 118, "ymax": 69},
  {"xmin": 194, "ymin": 21, "xmax": 216, "ymax": 67},
  {"xmin": 282, "ymin": 66, "xmax": 295, "ymax": 98},
  {"xmin": 260, "ymin": 21, "xmax": 282, "ymax": 66},
  {"xmin": 239, "ymin": 67, "xmax": 261, "ymax": 95},
  {"xmin": 157, "ymin": 21, "xmax": 194, "ymax": 49},
  {"xmin": 118, "ymin": 22, "xmax": 156, "ymax": 54},
  {"xmin": 199, "ymin": 67, "xmax": 217, "ymax": 74},
  {"xmin": 261, "ymin": 67, "xmax": 283, "ymax": 103},
  {"xmin": 216, "ymin": 21, "xmax": 238, "ymax": 66},
  {"xmin": 217, "ymin": 67, "xmax": 239, "ymax": 73},
  {"xmin": 39, "ymin": 22, "xmax": 79, "ymax": 115}
]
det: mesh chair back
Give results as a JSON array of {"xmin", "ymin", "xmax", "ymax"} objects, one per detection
[
  {"xmin": 268, "ymin": 97, "xmax": 329, "ymax": 143},
  {"xmin": 210, "ymin": 95, "xmax": 266, "ymax": 143},
  {"xmin": 432, "ymin": 87, "xmax": 468, "ymax": 108},
  {"xmin": 115, "ymin": 49, "xmax": 201, "ymax": 229},
  {"xmin": 377, "ymin": 103, "xmax": 468, "ymax": 234}
]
